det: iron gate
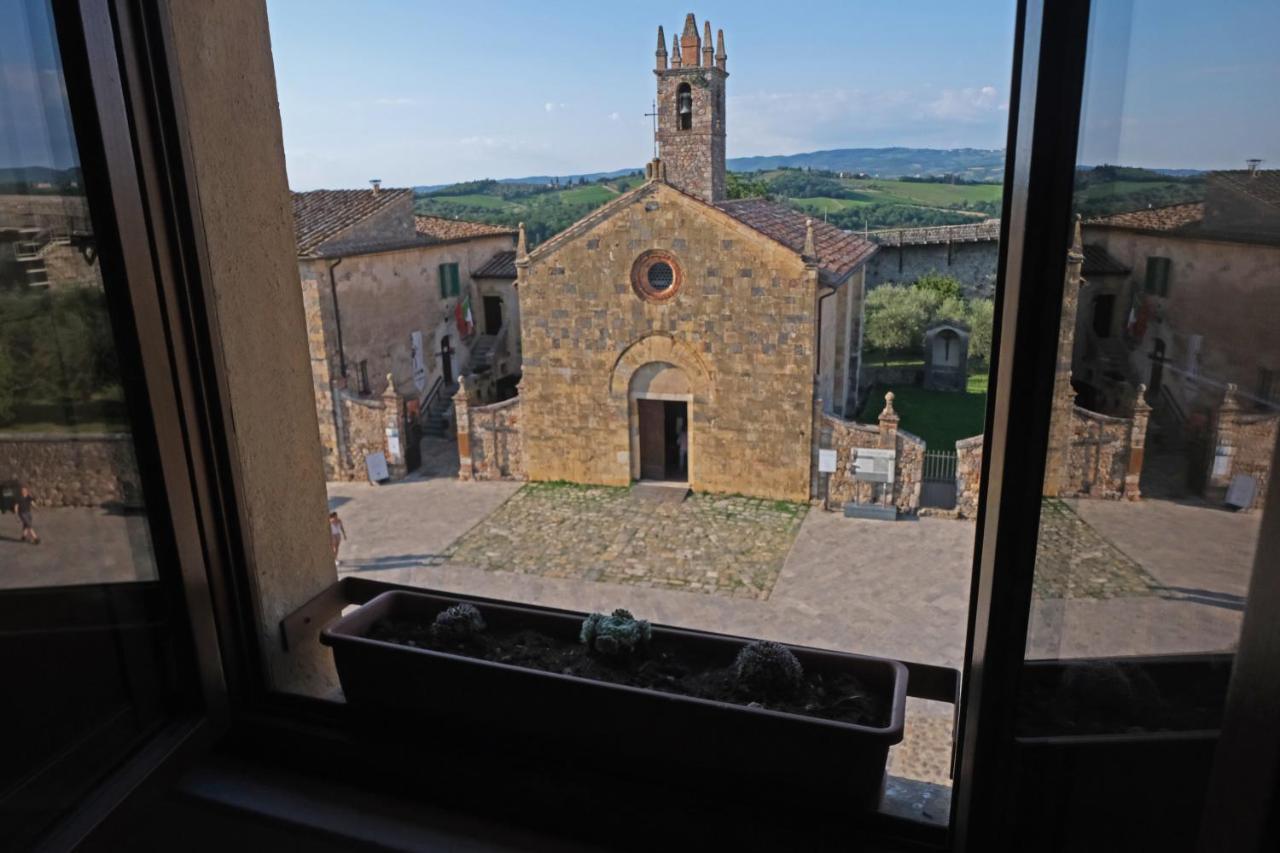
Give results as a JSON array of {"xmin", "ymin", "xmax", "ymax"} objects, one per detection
[{"xmin": 921, "ymin": 450, "xmax": 958, "ymax": 509}]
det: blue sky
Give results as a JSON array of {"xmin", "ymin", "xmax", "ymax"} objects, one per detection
[
  {"xmin": 264, "ymin": 0, "xmax": 1280, "ymax": 189},
  {"xmin": 2, "ymin": 1, "xmax": 1277, "ymax": 187}
]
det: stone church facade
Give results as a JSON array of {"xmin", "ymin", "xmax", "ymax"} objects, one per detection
[{"xmin": 513, "ymin": 14, "xmax": 876, "ymax": 502}]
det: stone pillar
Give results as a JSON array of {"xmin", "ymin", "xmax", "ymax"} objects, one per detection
[
  {"xmin": 810, "ymin": 379, "xmax": 824, "ymax": 503},
  {"xmin": 1044, "ymin": 217, "xmax": 1084, "ymax": 496},
  {"xmin": 878, "ymin": 392, "xmax": 900, "ymax": 508},
  {"xmin": 454, "ymin": 375, "xmax": 474, "ymax": 481},
  {"xmin": 1208, "ymin": 383, "xmax": 1242, "ymax": 496},
  {"xmin": 380, "ymin": 374, "xmax": 406, "ymax": 480},
  {"xmin": 1124, "ymin": 384, "xmax": 1151, "ymax": 501},
  {"xmin": 878, "ymin": 391, "xmax": 899, "ymax": 450}
]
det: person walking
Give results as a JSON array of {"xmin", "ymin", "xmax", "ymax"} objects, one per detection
[
  {"xmin": 14, "ymin": 485, "xmax": 39, "ymax": 545},
  {"xmin": 676, "ymin": 418, "xmax": 689, "ymax": 478},
  {"xmin": 329, "ymin": 510, "xmax": 346, "ymax": 564}
]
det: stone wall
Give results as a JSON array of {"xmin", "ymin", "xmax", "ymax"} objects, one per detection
[
  {"xmin": 955, "ymin": 434, "xmax": 984, "ymax": 518},
  {"xmin": 1065, "ymin": 407, "xmax": 1134, "ymax": 498},
  {"xmin": 1207, "ymin": 384, "xmax": 1278, "ymax": 511},
  {"xmin": 520, "ymin": 181, "xmax": 817, "ymax": 501},
  {"xmin": 0, "ymin": 434, "xmax": 141, "ymax": 507},
  {"xmin": 864, "ymin": 238, "xmax": 999, "ymax": 298},
  {"xmin": 455, "ymin": 384, "xmax": 526, "ymax": 481},
  {"xmin": 818, "ymin": 392, "xmax": 924, "ymax": 513},
  {"xmin": 329, "ymin": 378, "xmax": 406, "ymax": 482}
]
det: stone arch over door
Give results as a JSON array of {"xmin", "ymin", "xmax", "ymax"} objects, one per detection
[
  {"xmin": 626, "ymin": 362, "xmax": 694, "ymax": 483},
  {"xmin": 609, "ymin": 334, "xmax": 711, "ymax": 400}
]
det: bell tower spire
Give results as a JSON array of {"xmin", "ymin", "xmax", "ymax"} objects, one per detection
[{"xmin": 653, "ymin": 13, "xmax": 728, "ymax": 202}]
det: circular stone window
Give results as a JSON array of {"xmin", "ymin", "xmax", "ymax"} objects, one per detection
[{"xmin": 631, "ymin": 250, "xmax": 683, "ymax": 302}]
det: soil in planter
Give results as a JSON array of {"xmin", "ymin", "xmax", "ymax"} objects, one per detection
[{"xmin": 368, "ymin": 617, "xmax": 889, "ymax": 728}]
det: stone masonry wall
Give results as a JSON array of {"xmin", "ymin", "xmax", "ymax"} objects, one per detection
[
  {"xmin": 819, "ymin": 393, "xmax": 924, "ymax": 513},
  {"xmin": 955, "ymin": 434, "xmax": 984, "ymax": 518},
  {"xmin": 520, "ymin": 182, "xmax": 816, "ymax": 501},
  {"xmin": 864, "ymin": 239, "xmax": 1000, "ymax": 298},
  {"xmin": 1207, "ymin": 385, "xmax": 1278, "ymax": 511},
  {"xmin": 455, "ymin": 390, "xmax": 526, "ymax": 482},
  {"xmin": 1065, "ymin": 407, "xmax": 1133, "ymax": 498},
  {"xmin": 0, "ymin": 434, "xmax": 142, "ymax": 507}
]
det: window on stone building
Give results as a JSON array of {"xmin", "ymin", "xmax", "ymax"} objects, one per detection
[
  {"xmin": 1142, "ymin": 256, "xmax": 1171, "ymax": 297},
  {"xmin": 438, "ymin": 262, "xmax": 460, "ymax": 298},
  {"xmin": 676, "ymin": 82, "xmax": 692, "ymax": 130},
  {"xmin": 358, "ymin": 360, "xmax": 370, "ymax": 395}
]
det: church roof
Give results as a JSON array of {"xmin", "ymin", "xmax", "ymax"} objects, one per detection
[
  {"xmin": 716, "ymin": 198, "xmax": 878, "ymax": 285},
  {"xmin": 527, "ymin": 181, "xmax": 876, "ymax": 285}
]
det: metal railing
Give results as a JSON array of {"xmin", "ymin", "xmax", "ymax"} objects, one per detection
[{"xmin": 923, "ymin": 449, "xmax": 958, "ymax": 482}]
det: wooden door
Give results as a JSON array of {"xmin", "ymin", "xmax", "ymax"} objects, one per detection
[{"xmin": 637, "ymin": 400, "xmax": 666, "ymax": 480}]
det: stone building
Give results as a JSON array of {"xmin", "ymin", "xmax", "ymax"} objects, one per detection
[
  {"xmin": 1073, "ymin": 169, "xmax": 1280, "ymax": 503},
  {"xmin": 292, "ymin": 185, "xmax": 516, "ymax": 479},
  {"xmin": 515, "ymin": 14, "xmax": 876, "ymax": 502}
]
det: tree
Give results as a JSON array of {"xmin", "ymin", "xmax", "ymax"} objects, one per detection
[
  {"xmin": 726, "ymin": 171, "xmax": 769, "ymax": 200},
  {"xmin": 914, "ymin": 271, "xmax": 963, "ymax": 300},
  {"xmin": 965, "ymin": 298, "xmax": 995, "ymax": 363}
]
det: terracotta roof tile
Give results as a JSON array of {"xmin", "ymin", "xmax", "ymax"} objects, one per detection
[
  {"xmin": 715, "ymin": 198, "xmax": 877, "ymax": 285},
  {"xmin": 473, "ymin": 249, "xmax": 517, "ymax": 279},
  {"xmin": 1211, "ymin": 169, "xmax": 1280, "ymax": 208},
  {"xmin": 1081, "ymin": 244, "xmax": 1130, "ymax": 276},
  {"xmin": 414, "ymin": 215, "xmax": 516, "ymax": 243},
  {"xmin": 291, "ymin": 188, "xmax": 412, "ymax": 255},
  {"xmin": 1088, "ymin": 202, "xmax": 1204, "ymax": 233}
]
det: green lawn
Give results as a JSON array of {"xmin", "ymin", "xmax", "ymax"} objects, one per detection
[
  {"xmin": 851, "ymin": 179, "xmax": 1003, "ymax": 208},
  {"xmin": 0, "ymin": 396, "xmax": 129, "ymax": 434},
  {"xmin": 858, "ymin": 378, "xmax": 988, "ymax": 449}
]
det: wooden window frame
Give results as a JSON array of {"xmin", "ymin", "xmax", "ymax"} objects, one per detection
[{"xmin": 35, "ymin": 1, "xmax": 1280, "ymax": 850}]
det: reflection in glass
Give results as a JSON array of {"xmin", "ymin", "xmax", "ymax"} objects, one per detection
[
  {"xmin": 1022, "ymin": 0, "xmax": 1279, "ymax": 734},
  {"xmin": 0, "ymin": 0, "xmax": 156, "ymax": 589}
]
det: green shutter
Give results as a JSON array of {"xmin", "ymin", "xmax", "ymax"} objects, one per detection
[
  {"xmin": 1144, "ymin": 257, "xmax": 1171, "ymax": 297},
  {"xmin": 438, "ymin": 264, "xmax": 448, "ymax": 299},
  {"xmin": 450, "ymin": 264, "xmax": 460, "ymax": 297}
]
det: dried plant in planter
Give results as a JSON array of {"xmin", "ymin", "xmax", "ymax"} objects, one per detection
[
  {"xmin": 580, "ymin": 608, "xmax": 652, "ymax": 658},
  {"xmin": 431, "ymin": 602, "xmax": 486, "ymax": 645},
  {"xmin": 734, "ymin": 640, "xmax": 804, "ymax": 699}
]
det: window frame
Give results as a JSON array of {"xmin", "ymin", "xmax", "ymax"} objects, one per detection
[{"xmin": 41, "ymin": 0, "xmax": 1280, "ymax": 849}]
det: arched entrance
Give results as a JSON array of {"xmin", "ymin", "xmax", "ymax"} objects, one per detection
[{"xmin": 628, "ymin": 362, "xmax": 690, "ymax": 482}]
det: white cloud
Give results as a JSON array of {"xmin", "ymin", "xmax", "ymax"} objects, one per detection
[
  {"xmin": 924, "ymin": 86, "xmax": 1001, "ymax": 122},
  {"xmin": 728, "ymin": 85, "xmax": 1008, "ymax": 154},
  {"xmin": 609, "ymin": 111, "xmax": 621, "ymax": 121},
  {"xmin": 544, "ymin": 102, "xmax": 568, "ymax": 113}
]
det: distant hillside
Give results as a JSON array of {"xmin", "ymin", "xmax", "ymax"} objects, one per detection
[
  {"xmin": 414, "ymin": 147, "xmax": 1007, "ymax": 192},
  {"xmin": 0, "ymin": 165, "xmax": 82, "ymax": 194},
  {"xmin": 727, "ymin": 147, "xmax": 1007, "ymax": 181}
]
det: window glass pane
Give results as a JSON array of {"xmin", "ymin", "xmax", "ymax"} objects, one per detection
[
  {"xmin": 269, "ymin": 1, "xmax": 1017, "ymax": 816},
  {"xmin": 1021, "ymin": 0, "xmax": 1279, "ymax": 734},
  {"xmin": 1, "ymin": 0, "xmax": 185, "ymax": 844}
]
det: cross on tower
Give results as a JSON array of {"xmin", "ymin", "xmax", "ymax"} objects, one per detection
[{"xmin": 644, "ymin": 100, "xmax": 659, "ymax": 159}]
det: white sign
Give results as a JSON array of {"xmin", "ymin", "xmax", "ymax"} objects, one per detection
[
  {"xmin": 411, "ymin": 331, "xmax": 426, "ymax": 392},
  {"xmin": 365, "ymin": 451, "xmax": 390, "ymax": 483},
  {"xmin": 1212, "ymin": 447, "xmax": 1231, "ymax": 478},
  {"xmin": 385, "ymin": 427, "xmax": 402, "ymax": 463},
  {"xmin": 853, "ymin": 447, "xmax": 895, "ymax": 484},
  {"xmin": 818, "ymin": 449, "xmax": 838, "ymax": 473}
]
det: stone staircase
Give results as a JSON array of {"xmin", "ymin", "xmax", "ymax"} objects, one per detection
[
  {"xmin": 469, "ymin": 334, "xmax": 499, "ymax": 374},
  {"xmin": 422, "ymin": 382, "xmax": 458, "ymax": 438}
]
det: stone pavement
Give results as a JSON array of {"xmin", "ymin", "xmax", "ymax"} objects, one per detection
[
  {"xmin": 326, "ymin": 471, "xmax": 1264, "ymax": 789},
  {"xmin": 0, "ymin": 506, "xmax": 156, "ymax": 589},
  {"xmin": 1026, "ymin": 497, "xmax": 1258, "ymax": 659},
  {"xmin": 442, "ymin": 482, "xmax": 807, "ymax": 599}
]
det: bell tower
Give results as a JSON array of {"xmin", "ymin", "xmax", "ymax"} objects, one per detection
[{"xmin": 654, "ymin": 13, "xmax": 727, "ymax": 202}]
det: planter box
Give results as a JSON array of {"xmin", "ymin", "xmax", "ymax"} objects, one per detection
[{"xmin": 322, "ymin": 590, "xmax": 907, "ymax": 807}]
